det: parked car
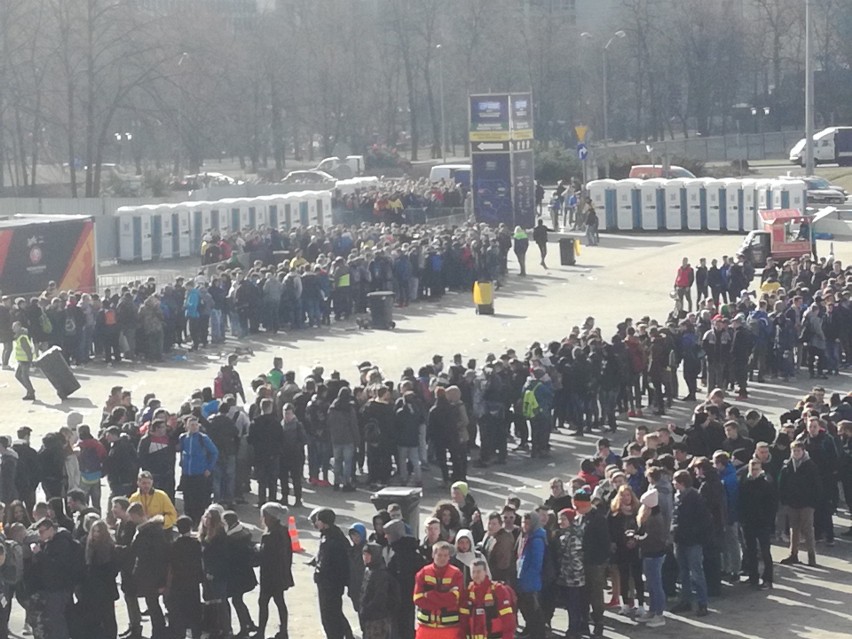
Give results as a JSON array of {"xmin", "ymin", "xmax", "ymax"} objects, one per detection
[
  {"xmin": 628, "ymin": 164, "xmax": 696, "ymax": 179},
  {"xmin": 783, "ymin": 175, "xmax": 848, "ymax": 205},
  {"xmin": 280, "ymin": 170, "xmax": 336, "ymax": 187}
]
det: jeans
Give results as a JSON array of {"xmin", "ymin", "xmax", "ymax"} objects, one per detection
[
  {"xmin": 307, "ymin": 436, "xmax": 331, "ymax": 479},
  {"xmin": 517, "ymin": 591, "xmax": 544, "ymax": 639},
  {"xmin": 209, "ymin": 309, "xmax": 225, "ymax": 342},
  {"xmin": 333, "ymin": 443, "xmax": 355, "ymax": 487},
  {"xmin": 743, "ymin": 526, "xmax": 773, "ymax": 584},
  {"xmin": 643, "ymin": 555, "xmax": 666, "ymax": 615},
  {"xmin": 721, "ymin": 522, "xmax": 742, "ymax": 575},
  {"xmin": 230, "ymin": 310, "xmax": 245, "ymax": 338},
  {"xmin": 564, "ymin": 586, "xmax": 585, "ymax": 635},
  {"xmin": 304, "ymin": 297, "xmax": 321, "ymax": 326},
  {"xmin": 80, "ymin": 480, "xmax": 102, "ymax": 514},
  {"xmin": 675, "ymin": 543, "xmax": 708, "ymax": 606},
  {"xmin": 583, "ymin": 563, "xmax": 607, "ymax": 627},
  {"xmin": 212, "ymin": 454, "xmax": 237, "ymax": 503},
  {"xmin": 529, "ymin": 414, "xmax": 550, "ymax": 454},
  {"xmin": 397, "ymin": 446, "xmax": 421, "ymax": 484},
  {"xmin": 418, "ymin": 423, "xmax": 428, "ymax": 466}
]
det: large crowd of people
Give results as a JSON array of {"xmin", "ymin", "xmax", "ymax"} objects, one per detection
[
  {"xmin": 332, "ymin": 178, "xmax": 469, "ymax": 222},
  {"xmin": 0, "ymin": 218, "xmax": 850, "ymax": 639}
]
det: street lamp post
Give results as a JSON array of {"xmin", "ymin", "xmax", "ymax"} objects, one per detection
[
  {"xmin": 436, "ymin": 44, "xmax": 446, "ymax": 161},
  {"xmin": 582, "ymin": 30, "xmax": 626, "ymax": 143},
  {"xmin": 805, "ymin": 0, "xmax": 815, "ymax": 174}
]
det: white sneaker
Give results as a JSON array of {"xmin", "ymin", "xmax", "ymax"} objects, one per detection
[
  {"xmin": 646, "ymin": 615, "xmax": 666, "ymax": 628},
  {"xmin": 618, "ymin": 604, "xmax": 632, "ymax": 615}
]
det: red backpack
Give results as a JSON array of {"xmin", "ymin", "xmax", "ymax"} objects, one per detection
[{"xmin": 213, "ymin": 373, "xmax": 224, "ymax": 399}]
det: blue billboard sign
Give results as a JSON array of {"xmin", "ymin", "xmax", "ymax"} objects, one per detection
[{"xmin": 472, "ymin": 153, "xmax": 513, "ymax": 226}]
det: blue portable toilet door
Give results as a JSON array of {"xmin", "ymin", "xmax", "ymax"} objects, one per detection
[
  {"xmin": 268, "ymin": 205, "xmax": 278, "ymax": 229},
  {"xmin": 132, "ymin": 216, "xmax": 143, "ymax": 261},
  {"xmin": 316, "ymin": 199, "xmax": 324, "ymax": 227},
  {"xmin": 656, "ymin": 190, "xmax": 666, "ymax": 230},
  {"xmin": 284, "ymin": 204, "xmax": 292, "ymax": 231},
  {"xmin": 700, "ymin": 189, "xmax": 708, "ymax": 231},
  {"xmin": 631, "ymin": 190, "xmax": 642, "ymax": 230},
  {"xmin": 151, "ymin": 215, "xmax": 163, "ymax": 259},
  {"xmin": 680, "ymin": 191, "xmax": 689, "ymax": 230},
  {"xmin": 780, "ymin": 191, "xmax": 790, "ymax": 208},
  {"xmin": 211, "ymin": 209, "xmax": 220, "ymax": 233},
  {"xmin": 299, "ymin": 202, "xmax": 309, "ymax": 226},
  {"xmin": 192, "ymin": 210, "xmax": 202, "ymax": 255},
  {"xmin": 605, "ymin": 190, "xmax": 617, "ymax": 230},
  {"xmin": 719, "ymin": 188, "xmax": 727, "ymax": 231},
  {"xmin": 172, "ymin": 213, "xmax": 181, "ymax": 257},
  {"xmin": 231, "ymin": 209, "xmax": 240, "ymax": 231},
  {"xmin": 249, "ymin": 207, "xmax": 256, "ymax": 229},
  {"xmin": 737, "ymin": 190, "xmax": 745, "ymax": 232}
]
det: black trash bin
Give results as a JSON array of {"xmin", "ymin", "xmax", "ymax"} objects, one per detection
[
  {"xmin": 367, "ymin": 291, "xmax": 396, "ymax": 329},
  {"xmin": 370, "ymin": 487, "xmax": 422, "ymax": 533},
  {"xmin": 559, "ymin": 237, "xmax": 576, "ymax": 266},
  {"xmin": 36, "ymin": 346, "xmax": 81, "ymax": 400}
]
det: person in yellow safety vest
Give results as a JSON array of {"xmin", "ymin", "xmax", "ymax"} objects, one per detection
[
  {"xmin": 413, "ymin": 541, "xmax": 464, "ymax": 639},
  {"xmin": 512, "ymin": 227, "xmax": 529, "ymax": 277},
  {"xmin": 460, "ymin": 559, "xmax": 516, "ymax": 639},
  {"xmin": 129, "ymin": 470, "xmax": 178, "ymax": 529},
  {"xmin": 330, "ymin": 257, "xmax": 351, "ymax": 321},
  {"xmin": 13, "ymin": 321, "xmax": 36, "ymax": 401}
]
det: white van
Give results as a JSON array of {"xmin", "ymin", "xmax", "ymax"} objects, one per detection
[{"xmin": 429, "ymin": 163, "xmax": 471, "ymax": 187}]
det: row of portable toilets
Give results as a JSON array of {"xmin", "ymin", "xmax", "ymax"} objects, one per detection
[
  {"xmin": 116, "ymin": 191, "xmax": 332, "ymax": 262},
  {"xmin": 587, "ymin": 178, "xmax": 807, "ymax": 233}
]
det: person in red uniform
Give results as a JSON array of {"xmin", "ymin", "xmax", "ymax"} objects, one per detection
[
  {"xmin": 460, "ymin": 559, "xmax": 516, "ymax": 639},
  {"xmin": 413, "ymin": 541, "xmax": 464, "ymax": 639}
]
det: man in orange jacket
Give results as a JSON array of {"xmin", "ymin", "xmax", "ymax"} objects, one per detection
[
  {"xmin": 460, "ymin": 559, "xmax": 516, "ymax": 639},
  {"xmin": 413, "ymin": 541, "xmax": 464, "ymax": 639}
]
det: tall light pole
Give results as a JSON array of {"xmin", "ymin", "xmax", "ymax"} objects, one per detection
[
  {"xmin": 177, "ymin": 52, "xmax": 188, "ymax": 174},
  {"xmin": 436, "ymin": 43, "xmax": 446, "ymax": 161},
  {"xmin": 805, "ymin": 0, "xmax": 815, "ymax": 174},
  {"xmin": 581, "ymin": 30, "xmax": 626, "ymax": 143}
]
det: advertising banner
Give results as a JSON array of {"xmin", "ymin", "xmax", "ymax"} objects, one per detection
[
  {"xmin": 510, "ymin": 93, "xmax": 533, "ymax": 140},
  {"xmin": 469, "ymin": 94, "xmax": 511, "ymax": 142},
  {"xmin": 0, "ymin": 218, "xmax": 96, "ymax": 296},
  {"xmin": 512, "ymin": 150, "xmax": 536, "ymax": 228},
  {"xmin": 472, "ymin": 153, "xmax": 513, "ymax": 226}
]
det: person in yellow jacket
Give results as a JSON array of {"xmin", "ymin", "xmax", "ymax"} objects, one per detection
[
  {"xmin": 13, "ymin": 322, "xmax": 36, "ymax": 400},
  {"xmin": 129, "ymin": 470, "xmax": 178, "ymax": 529}
]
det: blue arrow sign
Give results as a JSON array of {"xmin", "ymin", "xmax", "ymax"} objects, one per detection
[{"xmin": 577, "ymin": 143, "xmax": 588, "ymax": 160}]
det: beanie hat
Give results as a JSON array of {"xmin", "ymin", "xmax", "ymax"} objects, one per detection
[
  {"xmin": 451, "ymin": 481, "xmax": 469, "ymax": 497},
  {"xmin": 384, "ymin": 519, "xmax": 407, "ymax": 543},
  {"xmin": 557, "ymin": 508, "xmax": 576, "ymax": 523},
  {"xmin": 572, "ymin": 489, "xmax": 591, "ymax": 503},
  {"xmin": 641, "ymin": 489, "xmax": 659, "ymax": 509},
  {"xmin": 261, "ymin": 502, "xmax": 288, "ymax": 525}
]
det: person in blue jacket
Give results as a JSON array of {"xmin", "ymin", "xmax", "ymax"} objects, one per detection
[
  {"xmin": 178, "ymin": 415, "xmax": 219, "ymax": 524},
  {"xmin": 714, "ymin": 450, "xmax": 741, "ymax": 583},
  {"xmin": 517, "ymin": 510, "xmax": 547, "ymax": 639}
]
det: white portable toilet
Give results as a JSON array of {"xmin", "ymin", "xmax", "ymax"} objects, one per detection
[
  {"xmin": 317, "ymin": 190, "xmax": 332, "ymax": 227},
  {"xmin": 738, "ymin": 179, "xmax": 757, "ymax": 231},
  {"xmin": 640, "ymin": 179, "xmax": 665, "ymax": 230},
  {"xmin": 774, "ymin": 179, "xmax": 807, "ymax": 212},
  {"xmin": 721, "ymin": 179, "xmax": 742, "ymax": 232},
  {"xmin": 587, "ymin": 179, "xmax": 617, "ymax": 230},
  {"xmin": 683, "ymin": 179, "xmax": 705, "ymax": 230},
  {"xmin": 252, "ymin": 196, "xmax": 269, "ymax": 229},
  {"xmin": 615, "ymin": 179, "xmax": 642, "ymax": 230},
  {"xmin": 116, "ymin": 206, "xmax": 137, "ymax": 262},
  {"xmin": 151, "ymin": 203, "xmax": 173, "ymax": 259},
  {"xmin": 135, "ymin": 204, "xmax": 155, "ymax": 262},
  {"xmin": 663, "ymin": 179, "xmax": 687, "ymax": 230},
  {"xmin": 754, "ymin": 179, "xmax": 774, "ymax": 211},
  {"xmin": 170, "ymin": 203, "xmax": 192, "ymax": 258},
  {"xmin": 704, "ymin": 179, "xmax": 726, "ymax": 231}
]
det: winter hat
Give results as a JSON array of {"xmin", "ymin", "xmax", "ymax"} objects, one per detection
[
  {"xmin": 348, "ymin": 523, "xmax": 367, "ymax": 544},
  {"xmin": 558, "ymin": 508, "xmax": 576, "ymax": 523},
  {"xmin": 261, "ymin": 502, "xmax": 288, "ymax": 525},
  {"xmin": 641, "ymin": 490, "xmax": 659, "ymax": 509},
  {"xmin": 572, "ymin": 489, "xmax": 591, "ymax": 503},
  {"xmin": 384, "ymin": 519, "xmax": 407, "ymax": 544},
  {"xmin": 451, "ymin": 481, "xmax": 469, "ymax": 497}
]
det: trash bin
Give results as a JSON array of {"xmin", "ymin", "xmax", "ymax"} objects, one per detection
[
  {"xmin": 473, "ymin": 281, "xmax": 494, "ymax": 315},
  {"xmin": 370, "ymin": 487, "xmax": 422, "ymax": 533},
  {"xmin": 367, "ymin": 291, "xmax": 396, "ymax": 329},
  {"xmin": 559, "ymin": 237, "xmax": 576, "ymax": 266},
  {"xmin": 36, "ymin": 346, "xmax": 81, "ymax": 400}
]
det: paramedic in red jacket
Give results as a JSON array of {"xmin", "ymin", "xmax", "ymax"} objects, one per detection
[
  {"xmin": 413, "ymin": 541, "xmax": 464, "ymax": 639},
  {"xmin": 674, "ymin": 257, "xmax": 695, "ymax": 312},
  {"xmin": 460, "ymin": 559, "xmax": 516, "ymax": 639}
]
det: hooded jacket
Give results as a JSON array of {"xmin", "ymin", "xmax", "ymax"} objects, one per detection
[
  {"xmin": 718, "ymin": 461, "xmax": 740, "ymax": 525},
  {"xmin": 387, "ymin": 522, "xmax": 425, "ymax": 616},
  {"xmin": 131, "ymin": 516, "xmax": 169, "ymax": 597},
  {"xmin": 258, "ymin": 523, "xmax": 294, "ymax": 593},
  {"xmin": 516, "ymin": 517, "xmax": 546, "ymax": 593},
  {"xmin": 451, "ymin": 529, "xmax": 487, "ymax": 585},
  {"xmin": 178, "ymin": 430, "xmax": 219, "ymax": 477},
  {"xmin": 348, "ymin": 523, "xmax": 368, "ymax": 608},
  {"xmin": 359, "ymin": 543, "xmax": 400, "ymax": 622},
  {"xmin": 327, "ymin": 397, "xmax": 360, "ymax": 447},
  {"xmin": 225, "ymin": 523, "xmax": 258, "ymax": 596}
]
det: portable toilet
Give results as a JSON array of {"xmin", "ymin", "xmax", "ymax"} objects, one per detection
[
  {"xmin": 721, "ymin": 179, "xmax": 742, "ymax": 232},
  {"xmin": 189, "ymin": 202, "xmax": 209, "ymax": 255},
  {"xmin": 615, "ymin": 179, "xmax": 642, "ymax": 230},
  {"xmin": 252, "ymin": 196, "xmax": 269, "ymax": 229},
  {"xmin": 587, "ymin": 179, "xmax": 617, "ymax": 230},
  {"xmin": 116, "ymin": 206, "xmax": 137, "ymax": 262},
  {"xmin": 168, "ymin": 203, "xmax": 191, "ymax": 258},
  {"xmin": 640, "ymin": 179, "xmax": 666, "ymax": 230},
  {"xmin": 280, "ymin": 194, "xmax": 295, "ymax": 231},
  {"xmin": 216, "ymin": 198, "xmax": 238, "ymax": 233},
  {"xmin": 663, "ymin": 179, "xmax": 687, "ymax": 230},
  {"xmin": 739, "ymin": 179, "xmax": 758, "ymax": 231},
  {"xmin": 151, "ymin": 203, "xmax": 173, "ymax": 259},
  {"xmin": 317, "ymin": 190, "xmax": 332, "ymax": 227},
  {"xmin": 774, "ymin": 179, "xmax": 807, "ymax": 212},
  {"xmin": 134, "ymin": 204, "xmax": 155, "ymax": 262},
  {"xmin": 754, "ymin": 179, "xmax": 774, "ymax": 211},
  {"xmin": 704, "ymin": 179, "xmax": 726, "ymax": 231},
  {"xmin": 683, "ymin": 179, "xmax": 705, "ymax": 231}
]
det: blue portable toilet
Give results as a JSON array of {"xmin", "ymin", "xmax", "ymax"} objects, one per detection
[{"xmin": 587, "ymin": 179, "xmax": 618, "ymax": 230}]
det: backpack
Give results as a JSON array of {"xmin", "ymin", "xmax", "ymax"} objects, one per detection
[
  {"xmin": 1, "ymin": 540, "xmax": 23, "ymax": 585},
  {"xmin": 40, "ymin": 313, "xmax": 52, "ymax": 334},
  {"xmin": 104, "ymin": 309, "xmax": 117, "ymax": 326},
  {"xmin": 363, "ymin": 418, "xmax": 381, "ymax": 445},
  {"xmin": 522, "ymin": 383, "xmax": 541, "ymax": 419},
  {"xmin": 213, "ymin": 373, "xmax": 225, "ymax": 399}
]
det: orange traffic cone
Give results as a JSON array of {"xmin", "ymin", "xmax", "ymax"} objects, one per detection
[{"xmin": 288, "ymin": 516, "xmax": 303, "ymax": 553}]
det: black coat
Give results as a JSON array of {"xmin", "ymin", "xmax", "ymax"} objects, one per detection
[
  {"xmin": 582, "ymin": 506, "xmax": 611, "ymax": 566},
  {"xmin": 80, "ymin": 552, "xmax": 120, "ymax": 604},
  {"xmin": 739, "ymin": 472, "xmax": 778, "ymax": 531},
  {"xmin": 258, "ymin": 525, "xmax": 294, "ymax": 593},
  {"xmin": 104, "ymin": 436, "xmax": 139, "ymax": 488},
  {"xmin": 131, "ymin": 517, "xmax": 169, "ymax": 597},
  {"xmin": 225, "ymin": 527, "xmax": 258, "ymax": 596},
  {"xmin": 672, "ymin": 488, "xmax": 711, "ymax": 547},
  {"xmin": 168, "ymin": 535, "xmax": 204, "ymax": 595},
  {"xmin": 248, "ymin": 414, "xmax": 284, "ymax": 459},
  {"xmin": 360, "ymin": 566, "xmax": 400, "ymax": 622},
  {"xmin": 778, "ymin": 456, "xmax": 821, "ymax": 509},
  {"xmin": 12, "ymin": 441, "xmax": 39, "ymax": 498},
  {"xmin": 387, "ymin": 536, "xmax": 424, "ymax": 604},
  {"xmin": 31, "ymin": 528, "xmax": 80, "ymax": 593},
  {"xmin": 315, "ymin": 525, "xmax": 349, "ymax": 594}
]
